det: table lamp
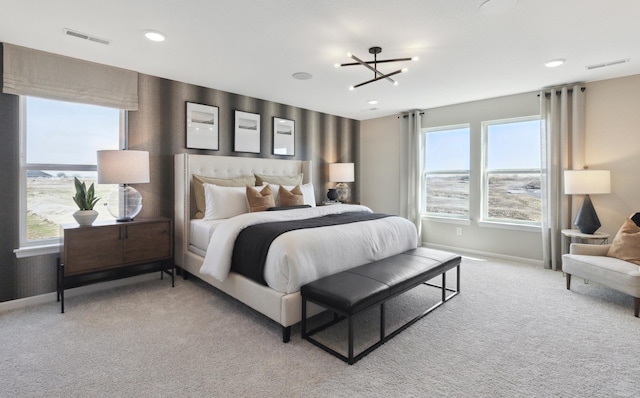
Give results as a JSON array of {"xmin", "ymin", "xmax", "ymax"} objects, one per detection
[
  {"xmin": 564, "ymin": 169, "xmax": 611, "ymax": 234},
  {"xmin": 329, "ymin": 163, "xmax": 355, "ymax": 203},
  {"xmin": 97, "ymin": 150, "xmax": 150, "ymax": 221}
]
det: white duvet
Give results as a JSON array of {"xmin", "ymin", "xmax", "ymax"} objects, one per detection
[{"xmin": 199, "ymin": 205, "xmax": 418, "ymax": 293}]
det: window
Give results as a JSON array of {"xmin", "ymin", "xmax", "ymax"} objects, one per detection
[
  {"xmin": 482, "ymin": 117, "xmax": 541, "ymax": 224},
  {"xmin": 422, "ymin": 125, "xmax": 470, "ymax": 218},
  {"xmin": 19, "ymin": 96, "xmax": 122, "ymax": 250}
]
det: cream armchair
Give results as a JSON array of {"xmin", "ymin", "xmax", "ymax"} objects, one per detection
[{"xmin": 563, "ymin": 243, "xmax": 640, "ymax": 317}]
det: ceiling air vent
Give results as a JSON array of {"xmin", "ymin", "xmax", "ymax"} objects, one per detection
[
  {"xmin": 63, "ymin": 28, "xmax": 111, "ymax": 45},
  {"xmin": 586, "ymin": 58, "xmax": 629, "ymax": 70}
]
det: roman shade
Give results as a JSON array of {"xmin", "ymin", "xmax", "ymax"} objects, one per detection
[{"xmin": 2, "ymin": 43, "xmax": 138, "ymax": 110}]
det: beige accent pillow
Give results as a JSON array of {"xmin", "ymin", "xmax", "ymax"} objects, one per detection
[
  {"xmin": 246, "ymin": 185, "xmax": 275, "ymax": 212},
  {"xmin": 192, "ymin": 174, "xmax": 256, "ymax": 218},
  {"xmin": 277, "ymin": 185, "xmax": 304, "ymax": 206},
  {"xmin": 254, "ymin": 173, "xmax": 303, "ymax": 186},
  {"xmin": 606, "ymin": 218, "xmax": 640, "ymax": 265}
]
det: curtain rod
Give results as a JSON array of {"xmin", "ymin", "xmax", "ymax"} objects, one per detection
[
  {"xmin": 538, "ymin": 86, "xmax": 586, "ymax": 98},
  {"xmin": 398, "ymin": 111, "xmax": 425, "ymax": 119}
]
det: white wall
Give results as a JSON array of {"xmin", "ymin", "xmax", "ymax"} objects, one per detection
[
  {"xmin": 359, "ymin": 115, "xmax": 404, "ymax": 215},
  {"xmin": 584, "ymin": 74, "xmax": 640, "ymax": 237},
  {"xmin": 361, "ymin": 74, "xmax": 640, "ymax": 261}
]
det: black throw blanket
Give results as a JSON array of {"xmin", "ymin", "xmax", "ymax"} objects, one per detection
[{"xmin": 231, "ymin": 211, "xmax": 391, "ymax": 285}]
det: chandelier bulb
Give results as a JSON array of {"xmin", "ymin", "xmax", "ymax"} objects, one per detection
[{"xmin": 412, "ymin": 56, "xmax": 419, "ymax": 61}]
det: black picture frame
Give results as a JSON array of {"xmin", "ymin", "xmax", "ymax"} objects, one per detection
[
  {"xmin": 272, "ymin": 117, "xmax": 295, "ymax": 156},
  {"xmin": 185, "ymin": 102, "xmax": 219, "ymax": 150},
  {"xmin": 234, "ymin": 110, "xmax": 261, "ymax": 153}
]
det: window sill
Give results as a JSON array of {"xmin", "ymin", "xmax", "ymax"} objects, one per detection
[
  {"xmin": 478, "ymin": 221, "xmax": 540, "ymax": 233},
  {"xmin": 14, "ymin": 243, "xmax": 61, "ymax": 258},
  {"xmin": 422, "ymin": 215, "xmax": 472, "ymax": 226}
]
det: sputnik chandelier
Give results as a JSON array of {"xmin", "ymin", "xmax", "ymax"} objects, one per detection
[{"xmin": 336, "ymin": 46, "xmax": 418, "ymax": 90}]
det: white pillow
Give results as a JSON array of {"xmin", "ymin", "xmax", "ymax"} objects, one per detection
[
  {"xmin": 203, "ymin": 183, "xmax": 248, "ymax": 220},
  {"xmin": 269, "ymin": 183, "xmax": 316, "ymax": 207}
]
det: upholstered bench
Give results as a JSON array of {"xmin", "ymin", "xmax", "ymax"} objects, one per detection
[{"xmin": 300, "ymin": 247, "xmax": 461, "ymax": 364}]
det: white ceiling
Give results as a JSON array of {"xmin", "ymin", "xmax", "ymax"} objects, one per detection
[{"xmin": 2, "ymin": 0, "xmax": 640, "ymax": 121}]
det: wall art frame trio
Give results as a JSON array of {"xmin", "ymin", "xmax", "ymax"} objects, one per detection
[{"xmin": 185, "ymin": 101, "xmax": 295, "ymax": 156}]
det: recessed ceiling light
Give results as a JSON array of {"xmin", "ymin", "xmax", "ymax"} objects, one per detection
[
  {"xmin": 292, "ymin": 72, "xmax": 312, "ymax": 80},
  {"xmin": 545, "ymin": 58, "xmax": 566, "ymax": 68},
  {"xmin": 368, "ymin": 100, "xmax": 378, "ymax": 105},
  {"xmin": 144, "ymin": 30, "xmax": 165, "ymax": 42}
]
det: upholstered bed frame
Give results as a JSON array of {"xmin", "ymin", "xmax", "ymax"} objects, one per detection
[{"xmin": 174, "ymin": 153, "xmax": 324, "ymax": 342}]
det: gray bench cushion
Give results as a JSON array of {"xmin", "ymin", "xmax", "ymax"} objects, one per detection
[{"xmin": 301, "ymin": 247, "xmax": 461, "ymax": 314}]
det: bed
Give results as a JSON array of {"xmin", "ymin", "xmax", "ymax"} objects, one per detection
[{"xmin": 174, "ymin": 153, "xmax": 418, "ymax": 341}]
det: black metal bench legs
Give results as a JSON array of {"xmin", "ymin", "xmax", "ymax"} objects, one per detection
[{"xmin": 302, "ymin": 264, "xmax": 460, "ymax": 365}]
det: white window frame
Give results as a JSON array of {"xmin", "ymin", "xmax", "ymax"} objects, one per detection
[
  {"xmin": 14, "ymin": 96, "xmax": 125, "ymax": 258},
  {"xmin": 480, "ymin": 115, "xmax": 541, "ymax": 227},
  {"xmin": 421, "ymin": 124, "xmax": 471, "ymax": 221}
]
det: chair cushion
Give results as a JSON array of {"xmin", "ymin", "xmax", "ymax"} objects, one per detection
[{"xmin": 562, "ymin": 253, "xmax": 640, "ymax": 297}]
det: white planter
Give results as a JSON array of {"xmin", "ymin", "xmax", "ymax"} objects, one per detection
[{"xmin": 73, "ymin": 209, "xmax": 98, "ymax": 226}]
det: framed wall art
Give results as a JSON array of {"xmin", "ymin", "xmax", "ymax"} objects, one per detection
[
  {"xmin": 234, "ymin": 110, "xmax": 261, "ymax": 153},
  {"xmin": 186, "ymin": 102, "xmax": 219, "ymax": 150},
  {"xmin": 272, "ymin": 117, "xmax": 295, "ymax": 156}
]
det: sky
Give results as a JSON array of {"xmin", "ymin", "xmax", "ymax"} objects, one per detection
[
  {"xmin": 425, "ymin": 119, "xmax": 541, "ymax": 171},
  {"xmin": 26, "ymin": 97, "xmax": 120, "ymax": 165},
  {"xmin": 486, "ymin": 119, "xmax": 541, "ymax": 170}
]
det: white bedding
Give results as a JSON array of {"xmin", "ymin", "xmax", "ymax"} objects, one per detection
[
  {"xmin": 189, "ymin": 219, "xmax": 225, "ymax": 252},
  {"xmin": 199, "ymin": 205, "xmax": 418, "ymax": 293}
]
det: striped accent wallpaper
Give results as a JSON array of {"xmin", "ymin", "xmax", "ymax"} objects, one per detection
[{"xmin": 128, "ymin": 74, "xmax": 359, "ymax": 219}]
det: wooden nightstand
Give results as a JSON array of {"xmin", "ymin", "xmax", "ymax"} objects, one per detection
[{"xmin": 57, "ymin": 217, "xmax": 174, "ymax": 313}]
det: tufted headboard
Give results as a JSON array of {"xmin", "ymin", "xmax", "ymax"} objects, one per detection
[{"xmin": 174, "ymin": 153, "xmax": 312, "ymax": 267}]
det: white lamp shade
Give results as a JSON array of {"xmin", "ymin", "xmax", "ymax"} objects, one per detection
[
  {"xmin": 97, "ymin": 150, "xmax": 150, "ymax": 184},
  {"xmin": 329, "ymin": 163, "xmax": 355, "ymax": 183},
  {"xmin": 564, "ymin": 170, "xmax": 611, "ymax": 195}
]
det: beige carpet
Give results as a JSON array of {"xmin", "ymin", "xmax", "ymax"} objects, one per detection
[{"xmin": 1, "ymin": 256, "xmax": 638, "ymax": 398}]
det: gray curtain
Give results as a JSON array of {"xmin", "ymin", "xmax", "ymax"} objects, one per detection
[
  {"xmin": 539, "ymin": 85, "xmax": 586, "ymax": 270},
  {"xmin": 400, "ymin": 110, "xmax": 423, "ymax": 243}
]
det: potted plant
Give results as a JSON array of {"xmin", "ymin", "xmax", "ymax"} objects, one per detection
[{"xmin": 72, "ymin": 177, "xmax": 100, "ymax": 226}]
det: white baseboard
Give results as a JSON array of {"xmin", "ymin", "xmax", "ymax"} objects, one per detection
[
  {"xmin": 0, "ymin": 273, "xmax": 159, "ymax": 313},
  {"xmin": 423, "ymin": 242, "xmax": 544, "ymax": 267}
]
